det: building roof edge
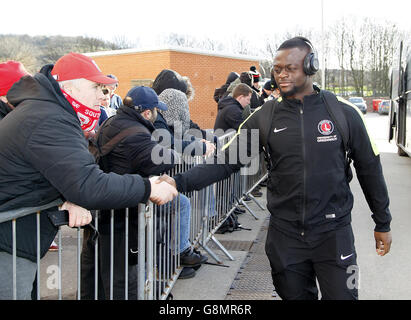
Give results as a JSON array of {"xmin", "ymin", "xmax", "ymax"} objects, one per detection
[{"xmin": 84, "ymin": 46, "xmax": 265, "ymax": 61}]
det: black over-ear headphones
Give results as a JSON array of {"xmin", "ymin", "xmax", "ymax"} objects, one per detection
[{"xmin": 298, "ymin": 37, "xmax": 320, "ymax": 76}]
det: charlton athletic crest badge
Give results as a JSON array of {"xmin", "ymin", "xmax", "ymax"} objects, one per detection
[{"xmin": 318, "ymin": 120, "xmax": 334, "ymax": 136}]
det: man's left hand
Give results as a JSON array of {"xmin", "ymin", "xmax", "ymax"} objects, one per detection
[
  {"xmin": 374, "ymin": 231, "xmax": 392, "ymax": 256},
  {"xmin": 59, "ymin": 201, "xmax": 92, "ymax": 228}
]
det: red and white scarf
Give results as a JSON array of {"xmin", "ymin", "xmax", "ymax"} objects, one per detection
[{"xmin": 61, "ymin": 89, "xmax": 101, "ymax": 132}]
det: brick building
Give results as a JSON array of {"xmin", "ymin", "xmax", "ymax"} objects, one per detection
[{"xmin": 85, "ymin": 47, "xmax": 260, "ymax": 129}]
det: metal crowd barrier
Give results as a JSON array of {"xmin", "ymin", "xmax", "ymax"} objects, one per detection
[
  {"xmin": 0, "ymin": 199, "xmax": 64, "ymax": 300},
  {"xmin": 0, "ymin": 131, "xmax": 267, "ymax": 300}
]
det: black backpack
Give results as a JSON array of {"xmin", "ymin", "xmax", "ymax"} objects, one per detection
[
  {"xmin": 216, "ymin": 212, "xmax": 252, "ymax": 234},
  {"xmin": 216, "ymin": 213, "xmax": 241, "ymax": 234},
  {"xmin": 320, "ymin": 90, "xmax": 353, "ymax": 182},
  {"xmin": 262, "ymin": 89, "xmax": 352, "ymax": 182}
]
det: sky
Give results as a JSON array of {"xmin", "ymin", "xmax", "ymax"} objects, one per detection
[{"xmin": 2, "ymin": 0, "xmax": 411, "ymax": 54}]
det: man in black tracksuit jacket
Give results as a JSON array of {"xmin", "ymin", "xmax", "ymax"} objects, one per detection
[{"xmin": 164, "ymin": 37, "xmax": 392, "ymax": 300}]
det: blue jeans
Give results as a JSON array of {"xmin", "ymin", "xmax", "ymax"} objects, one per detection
[
  {"xmin": 0, "ymin": 251, "xmax": 37, "ymax": 300},
  {"xmin": 178, "ymin": 194, "xmax": 191, "ymax": 253}
]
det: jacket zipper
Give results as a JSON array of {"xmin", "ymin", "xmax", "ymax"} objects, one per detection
[{"xmin": 299, "ymin": 105, "xmax": 306, "ymax": 236}]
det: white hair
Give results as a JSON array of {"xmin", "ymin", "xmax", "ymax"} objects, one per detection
[{"xmin": 58, "ymin": 78, "xmax": 88, "ymax": 91}]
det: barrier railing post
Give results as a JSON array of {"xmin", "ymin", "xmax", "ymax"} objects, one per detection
[
  {"xmin": 239, "ymin": 168, "xmax": 259, "ymax": 220},
  {"xmin": 12, "ymin": 219, "xmax": 17, "ymax": 300},
  {"xmin": 125, "ymin": 207, "xmax": 129, "ymax": 300},
  {"xmin": 94, "ymin": 212, "xmax": 99, "ymax": 300},
  {"xmin": 145, "ymin": 202, "xmax": 154, "ymax": 300},
  {"xmin": 36, "ymin": 211, "xmax": 41, "ymax": 300},
  {"xmin": 58, "ymin": 227, "xmax": 62, "ymax": 300},
  {"xmin": 77, "ymin": 227, "xmax": 81, "ymax": 300},
  {"xmin": 137, "ymin": 203, "xmax": 146, "ymax": 300},
  {"xmin": 198, "ymin": 185, "xmax": 224, "ymax": 264},
  {"xmin": 109, "ymin": 209, "xmax": 114, "ymax": 300}
]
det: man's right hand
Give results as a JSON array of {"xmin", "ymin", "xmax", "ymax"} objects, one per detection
[
  {"xmin": 204, "ymin": 141, "xmax": 216, "ymax": 157},
  {"xmin": 149, "ymin": 176, "xmax": 177, "ymax": 205},
  {"xmin": 156, "ymin": 174, "xmax": 177, "ymax": 189},
  {"xmin": 374, "ymin": 231, "xmax": 392, "ymax": 256}
]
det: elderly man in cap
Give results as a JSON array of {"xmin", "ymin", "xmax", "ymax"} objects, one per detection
[{"xmin": 0, "ymin": 53, "xmax": 177, "ymax": 299}]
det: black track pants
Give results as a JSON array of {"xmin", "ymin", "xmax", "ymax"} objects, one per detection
[{"xmin": 265, "ymin": 224, "xmax": 359, "ymax": 300}]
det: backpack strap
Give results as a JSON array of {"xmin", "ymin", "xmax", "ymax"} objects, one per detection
[
  {"xmin": 261, "ymin": 98, "xmax": 278, "ymax": 171},
  {"xmin": 320, "ymin": 91, "xmax": 350, "ymax": 153},
  {"xmin": 320, "ymin": 90, "xmax": 353, "ymax": 181},
  {"xmin": 99, "ymin": 126, "xmax": 146, "ymax": 156},
  {"xmin": 93, "ymin": 116, "xmax": 147, "ymax": 171}
]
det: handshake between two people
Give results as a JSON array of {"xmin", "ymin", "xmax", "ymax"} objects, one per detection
[{"xmin": 149, "ymin": 174, "xmax": 178, "ymax": 206}]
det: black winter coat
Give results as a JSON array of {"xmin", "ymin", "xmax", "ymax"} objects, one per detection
[
  {"xmin": 0, "ymin": 65, "xmax": 150, "ymax": 261},
  {"xmin": 213, "ymin": 72, "xmax": 239, "ymax": 103},
  {"xmin": 0, "ymin": 100, "xmax": 13, "ymax": 120},
  {"xmin": 213, "ymin": 96, "xmax": 243, "ymax": 132}
]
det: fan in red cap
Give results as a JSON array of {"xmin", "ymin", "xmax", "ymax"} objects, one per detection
[
  {"xmin": 51, "ymin": 52, "xmax": 118, "ymax": 132},
  {"xmin": 0, "ymin": 61, "xmax": 30, "ymax": 98},
  {"xmin": 51, "ymin": 52, "xmax": 117, "ymax": 85},
  {"xmin": 0, "ymin": 61, "xmax": 30, "ymax": 120}
]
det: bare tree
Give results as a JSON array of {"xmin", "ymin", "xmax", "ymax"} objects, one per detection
[
  {"xmin": 163, "ymin": 33, "xmax": 200, "ymax": 48},
  {"xmin": 228, "ymin": 36, "xmax": 253, "ymax": 55},
  {"xmin": 77, "ymin": 35, "xmax": 111, "ymax": 53},
  {"xmin": 110, "ymin": 34, "xmax": 136, "ymax": 49},
  {"xmin": 330, "ymin": 18, "xmax": 348, "ymax": 95},
  {"xmin": 200, "ymin": 37, "xmax": 225, "ymax": 52},
  {"xmin": 0, "ymin": 35, "xmax": 38, "ymax": 73}
]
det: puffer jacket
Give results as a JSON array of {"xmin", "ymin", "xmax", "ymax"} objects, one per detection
[{"xmin": 0, "ymin": 65, "xmax": 151, "ymax": 261}]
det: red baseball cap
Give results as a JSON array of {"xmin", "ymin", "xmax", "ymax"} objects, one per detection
[
  {"xmin": 0, "ymin": 61, "xmax": 30, "ymax": 96},
  {"xmin": 51, "ymin": 52, "xmax": 118, "ymax": 85}
]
